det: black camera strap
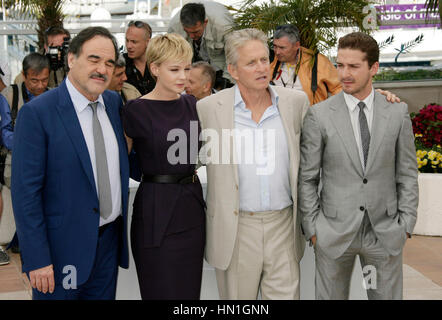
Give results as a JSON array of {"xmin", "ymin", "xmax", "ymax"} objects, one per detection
[
  {"xmin": 11, "ymin": 84, "xmax": 19, "ymax": 129},
  {"xmin": 21, "ymin": 81, "xmax": 30, "ymax": 103}
]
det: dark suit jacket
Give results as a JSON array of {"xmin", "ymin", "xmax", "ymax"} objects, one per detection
[{"xmin": 11, "ymin": 80, "xmax": 129, "ymax": 286}]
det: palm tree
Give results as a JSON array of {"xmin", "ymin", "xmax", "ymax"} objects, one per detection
[
  {"xmin": 234, "ymin": 0, "xmax": 372, "ymax": 54},
  {"xmin": 4, "ymin": 0, "xmax": 65, "ymax": 51},
  {"xmin": 425, "ymin": 0, "xmax": 441, "ymax": 24}
]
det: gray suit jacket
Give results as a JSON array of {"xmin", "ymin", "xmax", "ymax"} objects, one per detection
[
  {"xmin": 197, "ymin": 86, "xmax": 309, "ymax": 270},
  {"xmin": 298, "ymin": 91, "xmax": 418, "ymax": 259}
]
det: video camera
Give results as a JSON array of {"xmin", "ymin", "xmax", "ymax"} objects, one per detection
[{"xmin": 46, "ymin": 36, "xmax": 70, "ymax": 71}]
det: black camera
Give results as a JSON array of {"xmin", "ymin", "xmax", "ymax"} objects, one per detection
[{"xmin": 46, "ymin": 36, "xmax": 70, "ymax": 71}]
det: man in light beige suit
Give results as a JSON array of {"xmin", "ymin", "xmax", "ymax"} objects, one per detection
[{"xmin": 196, "ymin": 28, "xmax": 310, "ymax": 299}]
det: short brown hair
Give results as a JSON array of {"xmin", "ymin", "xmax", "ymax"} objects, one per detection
[
  {"xmin": 44, "ymin": 26, "xmax": 70, "ymax": 46},
  {"xmin": 338, "ymin": 32, "xmax": 379, "ymax": 68}
]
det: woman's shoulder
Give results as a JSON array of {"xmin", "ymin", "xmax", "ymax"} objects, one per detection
[
  {"xmin": 122, "ymin": 97, "xmax": 149, "ymax": 118},
  {"xmin": 180, "ymin": 93, "xmax": 197, "ymax": 105}
]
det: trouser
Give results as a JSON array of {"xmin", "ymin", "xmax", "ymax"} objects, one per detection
[
  {"xmin": 315, "ymin": 213, "xmax": 403, "ymax": 300},
  {"xmin": 32, "ymin": 218, "xmax": 121, "ymax": 300},
  {"xmin": 216, "ymin": 206, "xmax": 299, "ymax": 300}
]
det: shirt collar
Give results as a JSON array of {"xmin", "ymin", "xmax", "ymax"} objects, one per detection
[
  {"xmin": 66, "ymin": 76, "xmax": 105, "ymax": 113},
  {"xmin": 234, "ymin": 85, "xmax": 279, "ymax": 111},
  {"xmin": 344, "ymin": 87, "xmax": 374, "ymax": 113}
]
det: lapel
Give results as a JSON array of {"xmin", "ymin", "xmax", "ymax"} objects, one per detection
[
  {"xmin": 214, "ymin": 87, "xmax": 238, "ymax": 185},
  {"xmin": 55, "ymin": 81, "xmax": 96, "ymax": 191},
  {"xmin": 274, "ymin": 88, "xmax": 296, "ymax": 190},
  {"xmin": 330, "ymin": 92, "xmax": 364, "ymax": 177},
  {"xmin": 103, "ymin": 92, "xmax": 129, "ymax": 210},
  {"xmin": 364, "ymin": 92, "xmax": 390, "ymax": 174}
]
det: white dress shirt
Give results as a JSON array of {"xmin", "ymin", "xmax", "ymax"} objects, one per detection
[
  {"xmin": 234, "ymin": 85, "xmax": 292, "ymax": 212},
  {"xmin": 343, "ymin": 88, "xmax": 374, "ymax": 172},
  {"xmin": 66, "ymin": 77, "xmax": 122, "ymax": 226}
]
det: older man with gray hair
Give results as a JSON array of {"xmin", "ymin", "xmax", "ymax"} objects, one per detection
[
  {"xmin": 107, "ymin": 55, "xmax": 141, "ymax": 103},
  {"xmin": 197, "ymin": 28, "xmax": 309, "ymax": 300},
  {"xmin": 185, "ymin": 61, "xmax": 215, "ymax": 100},
  {"xmin": 270, "ymin": 24, "xmax": 342, "ymax": 105}
]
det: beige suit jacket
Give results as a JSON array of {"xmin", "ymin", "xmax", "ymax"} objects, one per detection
[{"xmin": 196, "ymin": 86, "xmax": 310, "ymax": 270}]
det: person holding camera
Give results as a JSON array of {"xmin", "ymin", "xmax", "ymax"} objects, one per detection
[
  {"xmin": 14, "ymin": 26, "xmax": 70, "ymax": 88},
  {"xmin": 168, "ymin": 1, "xmax": 234, "ymax": 90}
]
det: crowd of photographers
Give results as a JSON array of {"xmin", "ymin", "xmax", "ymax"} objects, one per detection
[{"xmin": 0, "ymin": 1, "xmax": 230, "ymax": 266}]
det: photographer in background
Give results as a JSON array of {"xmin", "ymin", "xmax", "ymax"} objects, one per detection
[
  {"xmin": 168, "ymin": 1, "xmax": 234, "ymax": 90},
  {"xmin": 14, "ymin": 26, "xmax": 70, "ymax": 88},
  {"xmin": 0, "ymin": 53, "xmax": 50, "ymax": 256},
  {"xmin": 44, "ymin": 26, "xmax": 70, "ymax": 87}
]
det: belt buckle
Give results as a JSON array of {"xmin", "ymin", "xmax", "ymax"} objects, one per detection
[{"xmin": 192, "ymin": 175, "xmax": 196, "ymax": 183}]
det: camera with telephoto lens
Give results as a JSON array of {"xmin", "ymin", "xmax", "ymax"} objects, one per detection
[{"xmin": 46, "ymin": 36, "xmax": 70, "ymax": 71}]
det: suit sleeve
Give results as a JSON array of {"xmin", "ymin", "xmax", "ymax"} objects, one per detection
[
  {"xmin": 395, "ymin": 104, "xmax": 419, "ymax": 234},
  {"xmin": 298, "ymin": 107, "xmax": 323, "ymax": 241},
  {"xmin": 11, "ymin": 104, "xmax": 52, "ymax": 273}
]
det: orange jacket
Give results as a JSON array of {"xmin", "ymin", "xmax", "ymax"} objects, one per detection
[{"xmin": 270, "ymin": 46, "xmax": 342, "ymax": 105}]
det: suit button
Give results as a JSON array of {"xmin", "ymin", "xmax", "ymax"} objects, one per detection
[
  {"xmin": 360, "ymin": 206, "xmax": 365, "ymax": 211},
  {"xmin": 363, "ymin": 179, "xmax": 368, "ymax": 184},
  {"xmin": 234, "ymin": 210, "xmax": 238, "ymax": 215},
  {"xmin": 93, "ymin": 208, "xmax": 99, "ymax": 213},
  {"xmin": 235, "ymin": 185, "xmax": 239, "ymax": 190}
]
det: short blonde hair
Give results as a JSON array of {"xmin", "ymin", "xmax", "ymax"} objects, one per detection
[
  {"xmin": 225, "ymin": 28, "xmax": 269, "ymax": 66},
  {"xmin": 146, "ymin": 33, "xmax": 193, "ymax": 70}
]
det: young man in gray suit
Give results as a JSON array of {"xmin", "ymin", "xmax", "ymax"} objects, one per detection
[{"xmin": 298, "ymin": 32, "xmax": 418, "ymax": 300}]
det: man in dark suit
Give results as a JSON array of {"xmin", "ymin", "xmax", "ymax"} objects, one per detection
[{"xmin": 11, "ymin": 27, "xmax": 130, "ymax": 300}]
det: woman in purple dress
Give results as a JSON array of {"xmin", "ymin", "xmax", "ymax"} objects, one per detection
[{"xmin": 122, "ymin": 33, "xmax": 205, "ymax": 299}]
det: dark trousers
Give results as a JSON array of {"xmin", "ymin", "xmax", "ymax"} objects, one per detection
[
  {"xmin": 132, "ymin": 223, "xmax": 205, "ymax": 300},
  {"xmin": 32, "ymin": 218, "xmax": 121, "ymax": 300}
]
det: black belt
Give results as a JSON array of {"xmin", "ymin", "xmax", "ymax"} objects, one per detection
[{"xmin": 141, "ymin": 173, "xmax": 199, "ymax": 184}]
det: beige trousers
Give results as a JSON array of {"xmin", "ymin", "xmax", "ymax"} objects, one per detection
[{"xmin": 215, "ymin": 206, "xmax": 300, "ymax": 300}]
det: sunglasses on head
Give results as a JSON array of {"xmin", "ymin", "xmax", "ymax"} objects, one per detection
[{"xmin": 128, "ymin": 21, "xmax": 147, "ymax": 28}]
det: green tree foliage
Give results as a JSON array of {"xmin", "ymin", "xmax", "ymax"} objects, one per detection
[
  {"xmin": 4, "ymin": 0, "xmax": 65, "ymax": 51},
  {"xmin": 234, "ymin": 0, "xmax": 372, "ymax": 53}
]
